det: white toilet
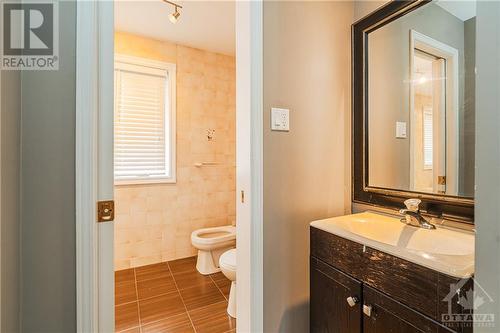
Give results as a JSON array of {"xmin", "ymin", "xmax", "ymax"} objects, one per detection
[
  {"xmin": 219, "ymin": 249, "xmax": 236, "ymax": 318},
  {"xmin": 191, "ymin": 225, "xmax": 236, "ymax": 275}
]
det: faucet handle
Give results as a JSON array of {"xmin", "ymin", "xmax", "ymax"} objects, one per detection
[{"xmin": 403, "ymin": 198, "xmax": 421, "ymax": 212}]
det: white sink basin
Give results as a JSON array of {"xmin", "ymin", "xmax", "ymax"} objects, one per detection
[{"xmin": 310, "ymin": 211, "xmax": 474, "ymax": 278}]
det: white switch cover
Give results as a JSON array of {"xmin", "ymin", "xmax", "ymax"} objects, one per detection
[
  {"xmin": 271, "ymin": 108, "xmax": 290, "ymax": 131},
  {"xmin": 396, "ymin": 121, "xmax": 407, "ymax": 139}
]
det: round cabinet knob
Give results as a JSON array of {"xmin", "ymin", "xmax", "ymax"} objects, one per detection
[
  {"xmin": 363, "ymin": 304, "xmax": 373, "ymax": 317},
  {"xmin": 346, "ymin": 296, "xmax": 359, "ymax": 307}
]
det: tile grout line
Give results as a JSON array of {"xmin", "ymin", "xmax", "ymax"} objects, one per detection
[
  {"xmin": 116, "ymin": 326, "xmax": 140, "ymax": 333},
  {"xmin": 210, "ymin": 274, "xmax": 229, "ymax": 301},
  {"xmin": 128, "ymin": 289, "xmax": 179, "ymax": 305},
  {"xmin": 119, "ymin": 273, "xmax": 214, "ymax": 312},
  {"xmin": 133, "ymin": 268, "xmax": 143, "ymax": 333},
  {"xmin": 114, "ymin": 270, "xmax": 141, "ymax": 333},
  {"xmin": 192, "ymin": 299, "xmax": 230, "ymax": 313},
  {"xmin": 116, "ymin": 327, "xmax": 140, "ymax": 333},
  {"xmin": 208, "ymin": 273, "xmax": 236, "ymax": 331},
  {"xmin": 118, "ymin": 259, "xmax": 233, "ymax": 333},
  {"xmin": 115, "ymin": 299, "xmax": 138, "ymax": 306},
  {"xmin": 132, "ymin": 265, "xmax": 178, "ymax": 303},
  {"xmin": 133, "ymin": 300, "xmax": 231, "ymax": 333},
  {"xmin": 167, "ymin": 261, "xmax": 199, "ymax": 333}
]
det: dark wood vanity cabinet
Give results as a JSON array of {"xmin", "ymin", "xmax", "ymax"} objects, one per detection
[
  {"xmin": 310, "ymin": 227, "xmax": 470, "ymax": 333},
  {"xmin": 310, "ymin": 257, "xmax": 362, "ymax": 333}
]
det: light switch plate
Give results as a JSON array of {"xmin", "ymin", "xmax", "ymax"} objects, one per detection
[
  {"xmin": 271, "ymin": 108, "xmax": 289, "ymax": 131},
  {"xmin": 396, "ymin": 121, "xmax": 407, "ymax": 139}
]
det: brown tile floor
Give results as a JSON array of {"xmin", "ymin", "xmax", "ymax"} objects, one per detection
[{"xmin": 115, "ymin": 256, "xmax": 236, "ymax": 333}]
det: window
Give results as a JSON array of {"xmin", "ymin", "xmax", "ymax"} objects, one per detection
[
  {"xmin": 114, "ymin": 55, "xmax": 176, "ymax": 184},
  {"xmin": 423, "ymin": 107, "xmax": 433, "ymax": 170}
]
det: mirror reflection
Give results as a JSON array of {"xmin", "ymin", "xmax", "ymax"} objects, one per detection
[{"xmin": 367, "ymin": 1, "xmax": 476, "ymax": 197}]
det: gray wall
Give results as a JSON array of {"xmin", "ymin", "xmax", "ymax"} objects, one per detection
[
  {"xmin": 368, "ymin": 3, "xmax": 465, "ymax": 191},
  {"xmin": 354, "ymin": 0, "xmax": 386, "ymax": 22},
  {"xmin": 263, "ymin": 1, "xmax": 352, "ymax": 331},
  {"xmin": 20, "ymin": 1, "xmax": 76, "ymax": 331},
  {"xmin": 475, "ymin": 1, "xmax": 500, "ymax": 331},
  {"xmin": 461, "ymin": 17, "xmax": 476, "ymax": 197},
  {"xmin": 1, "ymin": 69, "xmax": 21, "ymax": 332}
]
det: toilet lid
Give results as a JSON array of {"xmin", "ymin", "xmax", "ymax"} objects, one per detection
[{"xmin": 220, "ymin": 249, "xmax": 236, "ymax": 270}]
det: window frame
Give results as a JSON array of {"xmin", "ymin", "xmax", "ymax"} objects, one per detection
[
  {"xmin": 113, "ymin": 54, "xmax": 177, "ymax": 185},
  {"xmin": 422, "ymin": 107, "xmax": 433, "ymax": 170}
]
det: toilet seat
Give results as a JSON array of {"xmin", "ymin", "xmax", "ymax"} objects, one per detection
[{"xmin": 191, "ymin": 226, "xmax": 236, "ymax": 248}]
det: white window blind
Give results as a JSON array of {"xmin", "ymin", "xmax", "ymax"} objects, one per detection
[
  {"xmin": 114, "ymin": 56, "xmax": 176, "ymax": 184},
  {"xmin": 423, "ymin": 107, "xmax": 433, "ymax": 169}
]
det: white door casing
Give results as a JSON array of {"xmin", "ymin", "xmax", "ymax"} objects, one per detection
[
  {"xmin": 76, "ymin": 1, "xmax": 264, "ymax": 332},
  {"xmin": 432, "ymin": 58, "xmax": 446, "ymax": 193},
  {"xmin": 0, "ymin": 37, "xmax": 2, "ymax": 332},
  {"xmin": 409, "ymin": 30, "xmax": 459, "ymax": 195},
  {"xmin": 235, "ymin": 1, "xmax": 264, "ymax": 332},
  {"xmin": 76, "ymin": 1, "xmax": 114, "ymax": 332}
]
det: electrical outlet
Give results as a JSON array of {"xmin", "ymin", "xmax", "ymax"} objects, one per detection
[
  {"xmin": 271, "ymin": 108, "xmax": 289, "ymax": 131},
  {"xmin": 396, "ymin": 121, "xmax": 407, "ymax": 139}
]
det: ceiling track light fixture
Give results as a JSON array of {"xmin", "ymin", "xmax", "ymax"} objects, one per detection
[{"xmin": 163, "ymin": 0, "xmax": 182, "ymax": 24}]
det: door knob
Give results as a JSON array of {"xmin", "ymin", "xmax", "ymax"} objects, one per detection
[
  {"xmin": 363, "ymin": 304, "xmax": 373, "ymax": 317},
  {"xmin": 346, "ymin": 296, "xmax": 359, "ymax": 307}
]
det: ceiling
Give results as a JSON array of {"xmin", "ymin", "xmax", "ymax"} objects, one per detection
[
  {"xmin": 115, "ymin": 0, "xmax": 235, "ymax": 56},
  {"xmin": 435, "ymin": 0, "xmax": 476, "ymax": 21}
]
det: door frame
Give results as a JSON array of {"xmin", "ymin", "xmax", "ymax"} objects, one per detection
[
  {"xmin": 75, "ymin": 0, "xmax": 114, "ymax": 332},
  {"xmin": 75, "ymin": 1, "xmax": 264, "ymax": 332},
  {"xmin": 0, "ymin": 42, "xmax": 2, "ymax": 332},
  {"xmin": 409, "ymin": 29, "xmax": 459, "ymax": 195},
  {"xmin": 235, "ymin": 1, "xmax": 264, "ymax": 330}
]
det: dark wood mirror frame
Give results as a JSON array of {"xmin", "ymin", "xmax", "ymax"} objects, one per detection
[{"xmin": 352, "ymin": 0, "xmax": 474, "ymax": 222}]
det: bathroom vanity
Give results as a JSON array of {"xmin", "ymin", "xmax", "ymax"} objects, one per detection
[
  {"xmin": 309, "ymin": 212, "xmax": 474, "ymax": 333},
  {"xmin": 315, "ymin": 0, "xmax": 479, "ymax": 330}
]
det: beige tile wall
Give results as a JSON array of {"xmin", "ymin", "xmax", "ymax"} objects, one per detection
[{"xmin": 114, "ymin": 32, "xmax": 236, "ymax": 270}]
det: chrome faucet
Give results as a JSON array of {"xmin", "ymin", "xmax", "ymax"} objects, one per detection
[{"xmin": 399, "ymin": 199, "xmax": 436, "ymax": 229}]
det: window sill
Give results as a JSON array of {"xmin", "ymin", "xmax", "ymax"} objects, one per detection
[{"xmin": 114, "ymin": 177, "xmax": 176, "ymax": 186}]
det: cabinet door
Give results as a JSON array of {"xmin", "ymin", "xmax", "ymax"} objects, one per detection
[
  {"xmin": 363, "ymin": 286, "xmax": 456, "ymax": 333},
  {"xmin": 310, "ymin": 257, "xmax": 362, "ymax": 333}
]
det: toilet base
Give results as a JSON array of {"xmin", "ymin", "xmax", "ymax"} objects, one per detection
[
  {"xmin": 196, "ymin": 247, "xmax": 233, "ymax": 275},
  {"xmin": 227, "ymin": 281, "xmax": 236, "ymax": 318}
]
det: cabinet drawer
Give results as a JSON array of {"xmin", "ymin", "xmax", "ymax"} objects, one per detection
[
  {"xmin": 310, "ymin": 227, "xmax": 364, "ymax": 280},
  {"xmin": 363, "ymin": 246, "xmax": 439, "ymax": 319}
]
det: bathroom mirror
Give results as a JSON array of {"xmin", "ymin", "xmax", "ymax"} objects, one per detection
[{"xmin": 353, "ymin": 0, "xmax": 474, "ymax": 221}]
